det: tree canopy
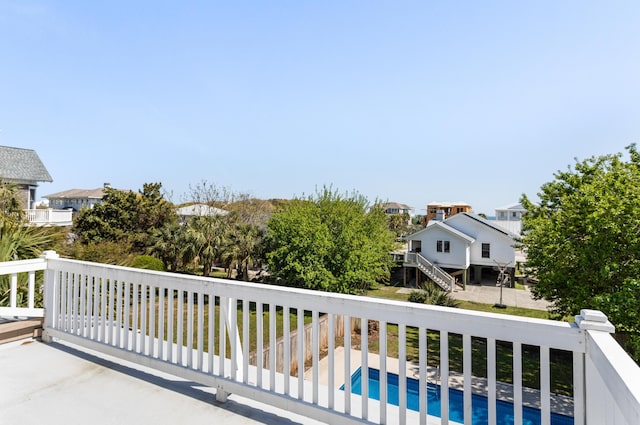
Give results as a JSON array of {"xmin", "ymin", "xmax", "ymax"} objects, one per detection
[
  {"xmin": 265, "ymin": 187, "xmax": 395, "ymax": 294},
  {"xmin": 520, "ymin": 145, "xmax": 640, "ymax": 358},
  {"xmin": 72, "ymin": 182, "xmax": 177, "ymax": 252}
]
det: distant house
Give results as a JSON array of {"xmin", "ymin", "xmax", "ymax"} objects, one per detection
[
  {"xmin": 381, "ymin": 202, "xmax": 413, "ymax": 215},
  {"xmin": 44, "ymin": 184, "xmax": 111, "ymax": 211},
  {"xmin": 493, "ymin": 202, "xmax": 527, "ymax": 236},
  {"xmin": 424, "ymin": 201, "xmax": 472, "ymax": 224},
  {"xmin": 176, "ymin": 203, "xmax": 229, "ymax": 224},
  {"xmin": 0, "ymin": 146, "xmax": 52, "ymax": 209},
  {"xmin": 405, "ymin": 212, "xmax": 518, "ymax": 287}
]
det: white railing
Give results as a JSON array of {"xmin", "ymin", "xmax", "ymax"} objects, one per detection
[
  {"xmin": 24, "ymin": 208, "xmax": 73, "ymax": 226},
  {"xmin": 405, "ymin": 252, "xmax": 456, "ymax": 291},
  {"xmin": 0, "ymin": 257, "xmax": 47, "ymax": 318},
  {"xmin": 2, "ymin": 252, "xmax": 640, "ymax": 424}
]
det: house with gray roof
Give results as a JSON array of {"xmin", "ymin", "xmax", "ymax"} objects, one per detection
[
  {"xmin": 404, "ymin": 211, "xmax": 519, "ymax": 289},
  {"xmin": 45, "ymin": 184, "xmax": 110, "ymax": 211},
  {"xmin": 0, "ymin": 146, "xmax": 52, "ymax": 209}
]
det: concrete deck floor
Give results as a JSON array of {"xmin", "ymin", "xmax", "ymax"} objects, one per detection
[{"xmin": 0, "ymin": 339, "xmax": 326, "ymax": 425}]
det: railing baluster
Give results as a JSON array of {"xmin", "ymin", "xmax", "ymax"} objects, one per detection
[
  {"xmin": 230, "ymin": 298, "xmax": 238, "ymax": 381},
  {"xmin": 219, "ymin": 296, "xmax": 226, "ymax": 377},
  {"xmin": 72, "ymin": 272, "xmax": 78, "ymax": 335},
  {"xmin": 463, "ymin": 334, "xmax": 472, "ymax": 425},
  {"xmin": 243, "ymin": 299, "xmax": 250, "ymax": 384},
  {"xmin": 149, "ymin": 285, "xmax": 156, "ymax": 357},
  {"xmin": 380, "ymin": 320, "xmax": 387, "ymax": 424},
  {"xmin": 157, "ymin": 286, "xmax": 164, "ymax": 360},
  {"xmin": 540, "ymin": 346, "xmax": 551, "ymax": 425},
  {"xmin": 140, "ymin": 283, "xmax": 147, "ymax": 354},
  {"xmin": 399, "ymin": 324, "xmax": 407, "ymax": 425},
  {"xmin": 208, "ymin": 294, "xmax": 215, "ymax": 375},
  {"xmin": 100, "ymin": 277, "xmax": 107, "ymax": 342},
  {"xmin": 419, "ymin": 326, "xmax": 427, "ymax": 425},
  {"xmin": 132, "ymin": 282, "xmax": 139, "ymax": 352},
  {"xmin": 441, "ymin": 331, "xmax": 450, "ymax": 424},
  {"xmin": 344, "ymin": 315, "xmax": 351, "ymax": 415},
  {"xmin": 488, "ymin": 337, "xmax": 496, "ymax": 425},
  {"xmin": 197, "ymin": 292, "xmax": 204, "ymax": 370},
  {"xmin": 79, "ymin": 274, "xmax": 86, "ymax": 337},
  {"xmin": 68, "ymin": 273, "xmax": 74, "ymax": 335},
  {"xmin": 257, "ymin": 302, "xmax": 263, "ymax": 388},
  {"xmin": 297, "ymin": 307, "xmax": 304, "ymax": 401},
  {"xmin": 92, "ymin": 277, "xmax": 99, "ymax": 340},
  {"xmin": 312, "ymin": 310, "xmax": 319, "ymax": 404},
  {"xmin": 187, "ymin": 290, "xmax": 194, "ymax": 368},
  {"xmin": 177, "ymin": 290, "xmax": 183, "ymax": 366},
  {"xmin": 328, "ymin": 313, "xmax": 335, "ymax": 409},
  {"xmin": 361, "ymin": 318, "xmax": 369, "ymax": 420},
  {"xmin": 270, "ymin": 303, "xmax": 277, "ymax": 392},
  {"xmin": 283, "ymin": 305, "xmax": 290, "ymax": 394},
  {"xmin": 85, "ymin": 275, "xmax": 93, "ymax": 339},
  {"xmin": 115, "ymin": 280, "xmax": 122, "ymax": 347},
  {"xmin": 167, "ymin": 289, "xmax": 174, "ymax": 363},
  {"xmin": 513, "ymin": 342, "xmax": 523, "ymax": 425}
]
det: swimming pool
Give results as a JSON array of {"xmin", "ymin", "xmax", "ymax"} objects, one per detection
[{"xmin": 342, "ymin": 367, "xmax": 574, "ymax": 425}]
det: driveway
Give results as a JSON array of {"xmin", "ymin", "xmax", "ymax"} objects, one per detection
[{"xmin": 449, "ymin": 281, "xmax": 551, "ymax": 310}]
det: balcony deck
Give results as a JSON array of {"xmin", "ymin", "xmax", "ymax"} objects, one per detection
[
  {"xmin": 1, "ymin": 252, "xmax": 639, "ymax": 425},
  {"xmin": 0, "ymin": 338, "xmax": 326, "ymax": 425}
]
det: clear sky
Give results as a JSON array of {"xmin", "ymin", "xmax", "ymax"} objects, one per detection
[{"xmin": 1, "ymin": 1, "xmax": 639, "ymax": 215}]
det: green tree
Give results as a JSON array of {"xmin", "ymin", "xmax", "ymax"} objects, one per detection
[
  {"xmin": 520, "ymin": 145, "xmax": 640, "ymax": 359},
  {"xmin": 387, "ymin": 212, "xmax": 410, "ymax": 238},
  {"xmin": 265, "ymin": 187, "xmax": 395, "ymax": 294},
  {"xmin": 72, "ymin": 182, "xmax": 177, "ymax": 253}
]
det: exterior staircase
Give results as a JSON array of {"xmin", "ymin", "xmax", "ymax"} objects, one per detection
[{"xmin": 404, "ymin": 252, "xmax": 456, "ymax": 292}]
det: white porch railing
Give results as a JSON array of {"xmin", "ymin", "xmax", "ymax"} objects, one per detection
[
  {"xmin": 2, "ymin": 251, "xmax": 640, "ymax": 425},
  {"xmin": 24, "ymin": 208, "xmax": 73, "ymax": 226}
]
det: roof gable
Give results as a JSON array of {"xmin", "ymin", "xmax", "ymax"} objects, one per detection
[
  {"xmin": 406, "ymin": 221, "xmax": 475, "ymax": 244},
  {"xmin": 445, "ymin": 212, "xmax": 519, "ymax": 240},
  {"xmin": 0, "ymin": 146, "xmax": 52, "ymax": 183}
]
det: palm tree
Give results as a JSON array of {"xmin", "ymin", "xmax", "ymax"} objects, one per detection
[{"xmin": 180, "ymin": 215, "xmax": 228, "ymax": 277}]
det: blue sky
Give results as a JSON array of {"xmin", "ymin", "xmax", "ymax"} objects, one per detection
[{"xmin": 1, "ymin": 1, "xmax": 639, "ymax": 215}]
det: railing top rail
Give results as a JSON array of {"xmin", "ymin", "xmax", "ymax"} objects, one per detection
[
  {"xmin": 0, "ymin": 258, "xmax": 47, "ymax": 274},
  {"xmin": 587, "ymin": 330, "xmax": 640, "ymax": 424},
  {"xmin": 47, "ymin": 257, "xmax": 584, "ymax": 352}
]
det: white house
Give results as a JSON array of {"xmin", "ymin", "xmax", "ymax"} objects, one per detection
[
  {"xmin": 493, "ymin": 202, "xmax": 527, "ymax": 236},
  {"xmin": 405, "ymin": 212, "xmax": 519, "ymax": 287}
]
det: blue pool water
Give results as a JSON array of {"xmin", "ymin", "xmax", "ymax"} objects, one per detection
[{"xmin": 341, "ymin": 367, "xmax": 573, "ymax": 425}]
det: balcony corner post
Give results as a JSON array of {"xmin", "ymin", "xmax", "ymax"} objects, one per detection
[
  {"xmin": 575, "ymin": 309, "xmax": 615, "ymax": 333},
  {"xmin": 40, "ymin": 250, "xmax": 60, "ymax": 344}
]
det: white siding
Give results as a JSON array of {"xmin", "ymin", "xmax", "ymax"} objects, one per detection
[{"xmin": 416, "ymin": 226, "xmax": 470, "ymax": 269}]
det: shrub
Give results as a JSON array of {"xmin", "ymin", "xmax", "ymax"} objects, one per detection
[
  {"xmin": 129, "ymin": 255, "xmax": 165, "ymax": 271},
  {"xmin": 408, "ymin": 290, "xmax": 427, "ymax": 304}
]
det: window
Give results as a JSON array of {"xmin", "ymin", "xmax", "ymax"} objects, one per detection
[
  {"xmin": 482, "ymin": 243, "xmax": 490, "ymax": 258},
  {"xmin": 436, "ymin": 240, "xmax": 450, "ymax": 253}
]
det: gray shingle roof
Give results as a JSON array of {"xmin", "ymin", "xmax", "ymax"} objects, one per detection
[{"xmin": 0, "ymin": 146, "xmax": 52, "ymax": 182}]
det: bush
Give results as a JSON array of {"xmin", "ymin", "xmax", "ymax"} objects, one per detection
[
  {"xmin": 408, "ymin": 290, "xmax": 428, "ymax": 303},
  {"xmin": 129, "ymin": 255, "xmax": 165, "ymax": 271}
]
